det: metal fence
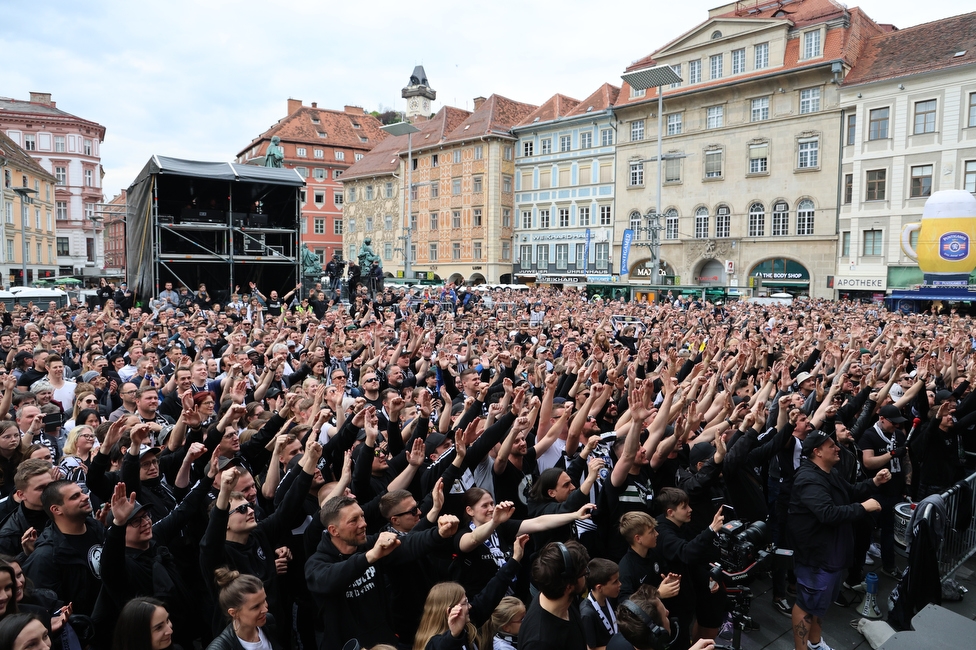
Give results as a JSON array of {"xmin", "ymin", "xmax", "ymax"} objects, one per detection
[{"xmin": 938, "ymin": 470, "xmax": 976, "ymax": 580}]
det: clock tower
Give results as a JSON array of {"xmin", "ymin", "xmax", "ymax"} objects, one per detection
[{"xmin": 401, "ymin": 65, "xmax": 436, "ymax": 121}]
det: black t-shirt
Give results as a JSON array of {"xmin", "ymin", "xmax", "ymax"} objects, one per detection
[
  {"xmin": 859, "ymin": 424, "xmax": 906, "ymax": 495},
  {"xmin": 451, "ymin": 518, "xmax": 521, "ymax": 596},
  {"xmin": 521, "ymin": 596, "xmax": 587, "ymax": 650},
  {"xmin": 606, "ymin": 633, "xmax": 634, "ymax": 650},
  {"xmin": 267, "ymin": 299, "xmax": 282, "ymax": 316},
  {"xmin": 494, "ymin": 449, "xmax": 537, "ymax": 520},
  {"xmin": 617, "ymin": 547, "xmax": 666, "ymax": 602},
  {"xmin": 580, "ymin": 597, "xmax": 616, "ymax": 649}
]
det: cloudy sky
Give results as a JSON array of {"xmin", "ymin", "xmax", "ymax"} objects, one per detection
[{"xmin": 1, "ymin": 0, "xmax": 971, "ymax": 195}]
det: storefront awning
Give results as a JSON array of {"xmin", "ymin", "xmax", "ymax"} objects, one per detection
[
  {"xmin": 888, "ymin": 290, "xmax": 976, "ymax": 302},
  {"xmin": 759, "ymin": 280, "xmax": 810, "ymax": 287}
]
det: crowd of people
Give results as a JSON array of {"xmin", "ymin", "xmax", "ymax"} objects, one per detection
[{"xmin": 0, "ymin": 277, "xmax": 971, "ymax": 650}]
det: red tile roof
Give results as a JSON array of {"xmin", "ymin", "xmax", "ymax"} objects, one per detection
[
  {"xmin": 565, "ymin": 83, "xmax": 621, "ymax": 117},
  {"xmin": 0, "ymin": 131, "xmax": 56, "ymax": 182},
  {"xmin": 517, "ymin": 94, "xmax": 580, "ymax": 127},
  {"xmin": 440, "ymin": 94, "xmax": 537, "ymax": 146},
  {"xmin": 843, "ymin": 11, "xmax": 976, "ymax": 86},
  {"xmin": 618, "ymin": 0, "xmax": 883, "ymax": 106},
  {"xmin": 237, "ymin": 104, "xmax": 388, "ymax": 158},
  {"xmin": 341, "ymin": 106, "xmax": 471, "ymax": 181}
]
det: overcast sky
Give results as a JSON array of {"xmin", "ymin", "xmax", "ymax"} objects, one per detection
[{"xmin": 1, "ymin": 0, "xmax": 971, "ymax": 196}]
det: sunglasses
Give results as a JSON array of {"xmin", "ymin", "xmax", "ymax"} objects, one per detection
[
  {"xmin": 391, "ymin": 505, "xmax": 421, "ymax": 518},
  {"xmin": 374, "ymin": 447, "xmax": 389, "ymax": 457},
  {"xmin": 231, "ymin": 503, "xmax": 254, "ymax": 516}
]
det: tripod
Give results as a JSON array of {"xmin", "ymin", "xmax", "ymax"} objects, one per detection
[{"xmin": 715, "ymin": 587, "xmax": 756, "ymax": 650}]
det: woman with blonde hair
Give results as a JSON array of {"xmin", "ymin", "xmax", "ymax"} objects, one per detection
[
  {"xmin": 414, "ymin": 535, "xmax": 528, "ymax": 650},
  {"xmin": 476, "ymin": 596, "xmax": 524, "ymax": 650},
  {"xmin": 206, "ymin": 568, "xmax": 283, "ymax": 650},
  {"xmin": 58, "ymin": 425, "xmax": 96, "ymax": 487},
  {"xmin": 63, "ymin": 391, "xmax": 99, "ymax": 432}
]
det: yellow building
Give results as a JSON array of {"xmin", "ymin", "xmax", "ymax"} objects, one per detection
[{"xmin": 0, "ymin": 131, "xmax": 59, "ymax": 286}]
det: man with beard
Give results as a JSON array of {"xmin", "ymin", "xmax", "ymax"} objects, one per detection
[{"xmin": 520, "ymin": 541, "xmax": 590, "ymax": 650}]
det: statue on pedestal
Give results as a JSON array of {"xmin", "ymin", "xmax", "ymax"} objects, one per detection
[
  {"xmin": 358, "ymin": 238, "xmax": 381, "ymax": 278},
  {"xmin": 265, "ymin": 136, "xmax": 284, "ymax": 168},
  {"xmin": 301, "ymin": 244, "xmax": 322, "ymax": 278}
]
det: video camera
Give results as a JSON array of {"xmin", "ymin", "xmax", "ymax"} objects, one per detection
[{"xmin": 711, "ymin": 519, "xmax": 770, "ymax": 586}]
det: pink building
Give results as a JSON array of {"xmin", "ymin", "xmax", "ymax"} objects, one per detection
[{"xmin": 0, "ymin": 92, "xmax": 107, "ymax": 278}]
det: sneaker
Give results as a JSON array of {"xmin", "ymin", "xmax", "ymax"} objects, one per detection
[
  {"xmin": 808, "ymin": 640, "xmax": 834, "ymax": 650},
  {"xmin": 864, "ymin": 552, "xmax": 876, "ymax": 566},
  {"xmin": 718, "ymin": 619, "xmax": 733, "ymax": 640},
  {"xmin": 773, "ymin": 597, "xmax": 791, "ymax": 617},
  {"xmin": 881, "ymin": 566, "xmax": 903, "ymax": 580},
  {"xmin": 843, "ymin": 581, "xmax": 867, "ymax": 593},
  {"xmin": 868, "ymin": 543, "xmax": 881, "ymax": 558}
]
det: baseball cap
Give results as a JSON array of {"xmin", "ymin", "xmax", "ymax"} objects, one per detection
[
  {"xmin": 217, "ymin": 456, "xmax": 242, "ymax": 471},
  {"xmin": 802, "ymin": 431, "xmax": 832, "ymax": 457},
  {"xmin": 138, "ymin": 445, "xmax": 162, "ymax": 460},
  {"xmin": 424, "ymin": 433, "xmax": 449, "ymax": 457},
  {"xmin": 879, "ymin": 405, "xmax": 907, "ymax": 424},
  {"xmin": 689, "ymin": 442, "xmax": 714, "ymax": 467}
]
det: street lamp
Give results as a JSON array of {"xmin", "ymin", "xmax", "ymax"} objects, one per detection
[
  {"xmin": 621, "ymin": 64, "xmax": 682, "ymax": 285},
  {"xmin": 381, "ymin": 121, "xmax": 421, "ymax": 280},
  {"xmin": 11, "ymin": 187, "xmax": 37, "ymax": 286}
]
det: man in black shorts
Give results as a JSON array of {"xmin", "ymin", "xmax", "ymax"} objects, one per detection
[
  {"xmin": 521, "ymin": 540, "xmax": 590, "ymax": 650},
  {"xmin": 788, "ymin": 431, "xmax": 890, "ymax": 650}
]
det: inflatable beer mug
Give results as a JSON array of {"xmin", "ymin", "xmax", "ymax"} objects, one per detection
[{"xmin": 901, "ymin": 190, "xmax": 976, "ymax": 285}]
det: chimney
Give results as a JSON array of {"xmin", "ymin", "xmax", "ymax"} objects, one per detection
[
  {"xmin": 344, "ymin": 105, "xmax": 365, "ymax": 114},
  {"xmin": 29, "ymin": 92, "xmax": 53, "ymax": 106},
  {"xmin": 473, "ymin": 96, "xmax": 487, "ymax": 110},
  {"xmin": 287, "ymin": 98, "xmax": 303, "ymax": 114},
  {"xmin": 311, "ymin": 102, "xmax": 317, "ymax": 108}
]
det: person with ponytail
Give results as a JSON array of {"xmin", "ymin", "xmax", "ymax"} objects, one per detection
[
  {"xmin": 112, "ymin": 597, "xmax": 179, "ymax": 650},
  {"xmin": 206, "ymin": 568, "xmax": 282, "ymax": 650},
  {"xmin": 475, "ymin": 596, "xmax": 525, "ymax": 650}
]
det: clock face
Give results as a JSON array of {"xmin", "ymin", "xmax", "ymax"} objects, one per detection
[
  {"xmin": 410, "ymin": 98, "xmax": 419, "ymax": 110},
  {"xmin": 422, "ymin": 99, "xmax": 429, "ymax": 111}
]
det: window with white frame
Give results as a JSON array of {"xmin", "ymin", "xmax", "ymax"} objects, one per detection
[
  {"xmin": 296, "ymin": 167, "xmax": 308, "ymax": 179},
  {"xmin": 600, "ymin": 205, "xmax": 611, "ymax": 225},
  {"xmin": 558, "ymin": 208, "xmax": 569, "ymax": 228},
  {"xmin": 575, "ymin": 243, "xmax": 586, "ymax": 266},
  {"xmin": 503, "ymin": 176, "xmax": 512, "ymax": 193},
  {"xmin": 798, "ymin": 138, "xmax": 819, "ymax": 169},
  {"xmin": 754, "ymin": 42, "xmax": 769, "ymax": 69},
  {"xmin": 313, "ymin": 218, "xmax": 325, "ymax": 234},
  {"xmin": 5, "ymin": 202, "xmax": 12, "ymax": 224},
  {"xmin": 453, "ymin": 150, "xmax": 462, "ymax": 163},
  {"xmin": 504, "ymin": 146, "xmax": 513, "ymax": 160},
  {"xmin": 970, "ymin": 93, "xmax": 976, "ymax": 128},
  {"xmin": 704, "ymin": 150, "xmax": 723, "ymax": 178},
  {"xmin": 541, "ymin": 139, "xmax": 552, "ymax": 155},
  {"xmin": 797, "ymin": 199, "xmax": 815, "ymax": 235},
  {"xmin": 802, "ymin": 30, "xmax": 822, "ymax": 59},
  {"xmin": 537, "ymin": 245, "xmax": 549, "ymax": 266},
  {"xmin": 749, "ymin": 143, "xmax": 768, "ymax": 174},
  {"xmin": 348, "ymin": 218, "xmax": 356, "ymax": 232},
  {"xmin": 965, "ymin": 160, "xmax": 976, "ymax": 193},
  {"xmin": 669, "ymin": 64, "xmax": 682, "ymax": 88},
  {"xmin": 595, "ymin": 242, "xmax": 609, "ymax": 270},
  {"xmin": 383, "ymin": 215, "xmax": 392, "ymax": 231},
  {"xmin": 84, "ymin": 203, "xmax": 94, "ymax": 220},
  {"xmin": 695, "ymin": 207, "xmax": 709, "ymax": 239},
  {"xmin": 630, "ymin": 162, "xmax": 644, "ymax": 186},
  {"xmin": 56, "ymin": 201, "xmax": 67, "ymax": 220},
  {"xmin": 665, "ymin": 157, "xmax": 681, "ymax": 183},
  {"xmin": 841, "ymin": 231, "xmax": 850, "ymax": 257},
  {"xmin": 473, "ymin": 176, "xmax": 483, "ymax": 193},
  {"xmin": 560, "ymin": 135, "xmax": 571, "ymax": 152},
  {"xmin": 665, "ymin": 209, "xmax": 679, "ymax": 240},
  {"xmin": 297, "ymin": 147, "xmax": 307, "ymax": 157},
  {"xmin": 84, "ymin": 139, "xmax": 92, "ymax": 155},
  {"xmin": 357, "ymin": 154, "xmax": 367, "ymax": 161},
  {"xmin": 473, "ymin": 208, "xmax": 482, "ymax": 226},
  {"xmin": 772, "ymin": 201, "xmax": 789, "ymax": 236},
  {"xmin": 914, "ymin": 100, "xmax": 937, "ymax": 134},
  {"xmin": 751, "ymin": 97, "xmax": 769, "ymax": 122},
  {"xmin": 630, "ymin": 212, "xmax": 643, "ymax": 240},
  {"xmin": 706, "ymin": 106, "xmax": 724, "ymax": 129},
  {"xmin": 314, "ymin": 149, "xmax": 324, "ymax": 158},
  {"xmin": 23, "ymin": 135, "xmax": 35, "ymax": 151},
  {"xmin": 715, "ymin": 205, "xmax": 730, "ymax": 238},
  {"xmin": 631, "ymin": 87, "xmax": 646, "ymax": 98},
  {"xmin": 519, "ymin": 245, "xmax": 532, "ymax": 266},
  {"xmin": 365, "ymin": 185, "xmax": 374, "ymax": 200},
  {"xmin": 314, "ymin": 191, "xmax": 325, "ymax": 204},
  {"xmin": 55, "ymin": 167, "xmax": 66, "ymax": 185},
  {"xmin": 385, "ymin": 182, "xmax": 393, "ymax": 198},
  {"xmin": 631, "ymin": 120, "xmax": 645, "ymax": 141},
  {"xmin": 333, "ymin": 169, "xmax": 343, "ymax": 179},
  {"xmin": 689, "ymin": 59, "xmax": 702, "ymax": 84},
  {"xmin": 731, "ymin": 48, "xmax": 745, "ymax": 75},
  {"xmin": 862, "ymin": 229, "xmax": 882, "ymax": 256},
  {"xmin": 580, "ymin": 131, "xmax": 592, "ymax": 149},
  {"xmin": 502, "ymin": 241, "xmax": 511, "ymax": 260},
  {"xmin": 313, "ymin": 168, "xmax": 325, "ymax": 181},
  {"xmin": 539, "ymin": 209, "xmax": 550, "ymax": 229},
  {"xmin": 667, "ymin": 113, "xmax": 682, "ymax": 135},
  {"xmin": 555, "ymin": 244, "xmax": 569, "ymax": 269},
  {"xmin": 429, "ymin": 242, "xmax": 438, "ymax": 261},
  {"xmin": 911, "ymin": 165, "xmax": 933, "ymax": 198},
  {"xmin": 452, "ymin": 211, "xmax": 461, "ymax": 228},
  {"xmin": 869, "ymin": 108, "xmax": 889, "ymax": 140},
  {"xmin": 522, "ymin": 140, "xmax": 534, "ymax": 157},
  {"xmin": 365, "ymin": 216, "xmax": 373, "ymax": 231},
  {"xmin": 334, "ymin": 191, "xmax": 343, "ymax": 206},
  {"xmin": 503, "ymin": 209, "xmax": 511, "ymax": 228},
  {"xmin": 476, "ymin": 145, "xmax": 484, "ymax": 160},
  {"xmin": 452, "ymin": 242, "xmax": 461, "ymax": 260},
  {"xmin": 383, "ymin": 242, "xmax": 392, "ymax": 261},
  {"xmin": 431, "ymin": 154, "xmax": 438, "ymax": 167},
  {"xmin": 430, "ymin": 213, "xmax": 438, "ymax": 230},
  {"xmin": 521, "ymin": 210, "xmax": 532, "ymax": 229},
  {"xmin": 579, "ymin": 206, "xmax": 590, "ymax": 226},
  {"xmin": 54, "ymin": 136, "xmax": 66, "ymax": 152},
  {"xmin": 452, "ymin": 179, "xmax": 461, "ymax": 195},
  {"xmin": 799, "ymin": 88, "xmax": 821, "ymax": 114},
  {"xmin": 601, "ymin": 129, "xmax": 613, "ymax": 146},
  {"xmin": 473, "ymin": 241, "xmax": 482, "ymax": 260},
  {"xmin": 748, "ymin": 202, "xmax": 765, "ymax": 237},
  {"xmin": 710, "ymin": 54, "xmax": 723, "ymax": 80}
]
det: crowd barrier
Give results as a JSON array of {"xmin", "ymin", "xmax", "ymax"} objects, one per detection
[{"xmin": 938, "ymin": 470, "xmax": 976, "ymax": 580}]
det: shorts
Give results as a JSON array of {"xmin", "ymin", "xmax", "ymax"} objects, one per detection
[{"xmin": 794, "ymin": 563, "xmax": 845, "ymax": 618}]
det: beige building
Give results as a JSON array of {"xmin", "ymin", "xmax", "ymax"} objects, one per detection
[
  {"xmin": 343, "ymin": 90, "xmax": 535, "ymax": 284},
  {"xmin": 836, "ymin": 12, "xmax": 976, "ymax": 298},
  {"xmin": 0, "ymin": 131, "xmax": 59, "ymax": 286},
  {"xmin": 613, "ymin": 0, "xmax": 885, "ymax": 299}
]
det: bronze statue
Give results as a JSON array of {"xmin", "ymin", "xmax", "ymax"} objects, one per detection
[
  {"xmin": 358, "ymin": 238, "xmax": 380, "ymax": 278},
  {"xmin": 265, "ymin": 136, "xmax": 284, "ymax": 168},
  {"xmin": 301, "ymin": 244, "xmax": 322, "ymax": 277}
]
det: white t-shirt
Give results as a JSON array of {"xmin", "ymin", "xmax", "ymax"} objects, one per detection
[{"xmin": 238, "ymin": 628, "xmax": 273, "ymax": 650}]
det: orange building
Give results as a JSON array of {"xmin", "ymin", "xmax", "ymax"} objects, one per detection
[{"xmin": 236, "ymin": 100, "xmax": 387, "ymax": 265}]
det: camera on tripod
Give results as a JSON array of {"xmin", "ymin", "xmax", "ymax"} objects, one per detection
[{"xmin": 711, "ymin": 519, "xmax": 771, "ymax": 586}]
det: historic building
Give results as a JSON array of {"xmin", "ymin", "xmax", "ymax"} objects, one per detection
[
  {"xmin": 511, "ymin": 84, "xmax": 620, "ymax": 287},
  {"xmin": 343, "ymin": 71, "xmax": 535, "ymax": 284},
  {"xmin": 835, "ymin": 12, "xmax": 976, "ymax": 299},
  {"xmin": 101, "ymin": 189, "xmax": 127, "ymax": 276},
  {"xmin": 0, "ymin": 92, "xmax": 106, "ymax": 277},
  {"xmin": 236, "ymin": 100, "xmax": 387, "ymax": 264},
  {"xmin": 0, "ymin": 131, "xmax": 59, "ymax": 285},
  {"xmin": 613, "ymin": 0, "xmax": 885, "ymax": 299}
]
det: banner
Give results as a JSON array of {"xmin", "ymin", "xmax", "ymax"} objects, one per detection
[
  {"xmin": 620, "ymin": 229, "xmax": 634, "ymax": 276},
  {"xmin": 584, "ymin": 229, "xmax": 591, "ymax": 273}
]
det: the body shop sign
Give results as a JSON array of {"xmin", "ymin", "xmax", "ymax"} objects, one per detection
[{"xmin": 750, "ymin": 259, "xmax": 810, "ymax": 282}]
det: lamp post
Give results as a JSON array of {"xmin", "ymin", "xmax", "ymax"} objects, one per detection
[
  {"xmin": 11, "ymin": 187, "xmax": 37, "ymax": 286},
  {"xmin": 620, "ymin": 64, "xmax": 682, "ymax": 285},
  {"xmin": 381, "ymin": 121, "xmax": 421, "ymax": 280}
]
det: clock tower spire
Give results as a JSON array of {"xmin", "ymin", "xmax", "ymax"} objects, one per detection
[{"xmin": 402, "ymin": 65, "xmax": 436, "ymax": 121}]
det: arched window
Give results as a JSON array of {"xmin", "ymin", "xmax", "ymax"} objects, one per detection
[
  {"xmin": 695, "ymin": 206, "xmax": 709, "ymax": 239},
  {"xmin": 772, "ymin": 201, "xmax": 789, "ymax": 236},
  {"xmin": 630, "ymin": 211, "xmax": 643, "ymax": 240},
  {"xmin": 748, "ymin": 202, "xmax": 765, "ymax": 237},
  {"xmin": 715, "ymin": 205, "xmax": 730, "ymax": 238},
  {"xmin": 797, "ymin": 199, "xmax": 815, "ymax": 235},
  {"xmin": 711, "ymin": 30, "xmax": 723, "ymax": 39},
  {"xmin": 665, "ymin": 209, "xmax": 679, "ymax": 240}
]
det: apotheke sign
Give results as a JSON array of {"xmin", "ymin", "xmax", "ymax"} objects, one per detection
[{"xmin": 834, "ymin": 276, "xmax": 887, "ymax": 290}]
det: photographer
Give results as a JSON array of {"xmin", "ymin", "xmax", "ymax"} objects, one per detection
[{"xmin": 788, "ymin": 431, "xmax": 890, "ymax": 650}]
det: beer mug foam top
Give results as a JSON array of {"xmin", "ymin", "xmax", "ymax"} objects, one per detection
[{"xmin": 901, "ymin": 190, "xmax": 976, "ymax": 283}]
